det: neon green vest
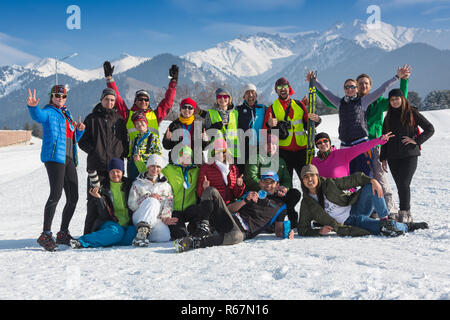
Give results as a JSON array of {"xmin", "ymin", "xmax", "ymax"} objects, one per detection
[
  {"xmin": 126, "ymin": 110, "xmax": 159, "ymax": 156},
  {"xmin": 208, "ymin": 109, "xmax": 240, "ymax": 158},
  {"xmin": 271, "ymin": 99, "xmax": 308, "ymax": 147},
  {"xmin": 162, "ymin": 164, "xmax": 199, "ymax": 212}
]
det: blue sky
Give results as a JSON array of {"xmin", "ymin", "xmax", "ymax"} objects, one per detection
[{"xmin": 0, "ymin": 0, "xmax": 449, "ymax": 68}]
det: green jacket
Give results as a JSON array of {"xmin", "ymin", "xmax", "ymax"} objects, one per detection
[
  {"xmin": 244, "ymin": 155, "xmax": 292, "ymax": 191},
  {"xmin": 298, "ymin": 172, "xmax": 372, "ymax": 237},
  {"xmin": 316, "ymin": 79, "xmax": 408, "ymax": 139},
  {"xmin": 162, "ymin": 164, "xmax": 199, "ymax": 212}
]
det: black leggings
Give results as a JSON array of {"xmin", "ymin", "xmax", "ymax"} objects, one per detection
[
  {"xmin": 279, "ymin": 148, "xmax": 307, "ymax": 182},
  {"xmin": 388, "ymin": 156, "xmax": 418, "ymax": 211},
  {"xmin": 43, "ymin": 158, "xmax": 79, "ymax": 232}
]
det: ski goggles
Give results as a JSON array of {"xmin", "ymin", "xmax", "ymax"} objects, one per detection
[
  {"xmin": 276, "ymin": 84, "xmax": 289, "ymax": 90},
  {"xmin": 52, "ymin": 93, "xmax": 67, "ymax": 99},
  {"xmin": 181, "ymin": 104, "xmax": 194, "ymax": 110},
  {"xmin": 315, "ymin": 138, "xmax": 329, "ymax": 146}
]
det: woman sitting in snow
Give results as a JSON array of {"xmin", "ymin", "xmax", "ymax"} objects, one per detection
[
  {"xmin": 297, "ymin": 164, "xmax": 428, "ymax": 237},
  {"xmin": 128, "ymin": 154, "xmax": 176, "ymax": 247},
  {"xmin": 70, "ymin": 158, "xmax": 137, "ymax": 249}
]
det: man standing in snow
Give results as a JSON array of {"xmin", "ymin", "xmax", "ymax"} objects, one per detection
[
  {"xmin": 78, "ymin": 88, "xmax": 128, "ymax": 235},
  {"xmin": 263, "ymin": 77, "xmax": 321, "ymax": 183}
]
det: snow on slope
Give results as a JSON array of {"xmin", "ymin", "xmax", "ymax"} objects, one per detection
[{"xmin": 0, "ymin": 111, "xmax": 449, "ymax": 300}]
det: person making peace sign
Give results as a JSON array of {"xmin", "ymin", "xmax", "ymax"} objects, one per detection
[{"xmin": 27, "ymin": 86, "xmax": 85, "ymax": 251}]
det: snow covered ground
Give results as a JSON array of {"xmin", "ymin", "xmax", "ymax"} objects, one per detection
[{"xmin": 0, "ymin": 111, "xmax": 449, "ymax": 300}]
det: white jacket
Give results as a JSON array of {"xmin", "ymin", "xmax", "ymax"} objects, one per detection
[{"xmin": 128, "ymin": 172, "xmax": 173, "ymax": 219}]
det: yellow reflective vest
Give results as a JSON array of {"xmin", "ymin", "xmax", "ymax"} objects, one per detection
[
  {"xmin": 208, "ymin": 109, "xmax": 240, "ymax": 158},
  {"xmin": 271, "ymin": 99, "xmax": 307, "ymax": 147},
  {"xmin": 126, "ymin": 109, "xmax": 159, "ymax": 157}
]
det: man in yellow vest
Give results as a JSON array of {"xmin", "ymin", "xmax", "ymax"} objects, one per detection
[
  {"xmin": 263, "ymin": 77, "xmax": 321, "ymax": 183},
  {"xmin": 103, "ymin": 61, "xmax": 177, "ymax": 175}
]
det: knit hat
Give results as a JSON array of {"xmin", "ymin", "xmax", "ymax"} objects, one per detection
[
  {"xmin": 300, "ymin": 164, "xmax": 319, "ymax": 179},
  {"xmin": 242, "ymin": 83, "xmax": 257, "ymax": 94},
  {"xmin": 213, "ymin": 138, "xmax": 227, "ymax": 151},
  {"xmin": 314, "ymin": 132, "xmax": 331, "ymax": 144},
  {"xmin": 101, "ymin": 88, "xmax": 116, "ymax": 100},
  {"xmin": 146, "ymin": 154, "xmax": 165, "ymax": 168},
  {"xmin": 275, "ymin": 77, "xmax": 295, "ymax": 96},
  {"xmin": 135, "ymin": 89, "xmax": 150, "ymax": 99},
  {"xmin": 388, "ymin": 88, "xmax": 404, "ymax": 99},
  {"xmin": 131, "ymin": 110, "xmax": 147, "ymax": 124},
  {"xmin": 108, "ymin": 158, "xmax": 124, "ymax": 173},
  {"xmin": 261, "ymin": 171, "xmax": 279, "ymax": 182},
  {"xmin": 50, "ymin": 85, "xmax": 68, "ymax": 95},
  {"xmin": 180, "ymin": 97, "xmax": 197, "ymax": 111}
]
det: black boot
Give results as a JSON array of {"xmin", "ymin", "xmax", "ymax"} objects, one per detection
[
  {"xmin": 406, "ymin": 221, "xmax": 429, "ymax": 232},
  {"xmin": 174, "ymin": 236, "xmax": 203, "ymax": 253},
  {"xmin": 192, "ymin": 220, "xmax": 212, "ymax": 238},
  {"xmin": 379, "ymin": 220, "xmax": 405, "ymax": 237}
]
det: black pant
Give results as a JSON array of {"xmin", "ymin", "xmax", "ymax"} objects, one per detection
[
  {"xmin": 279, "ymin": 148, "xmax": 307, "ymax": 182},
  {"xmin": 83, "ymin": 171, "xmax": 108, "ymax": 235},
  {"xmin": 169, "ymin": 207, "xmax": 201, "ymax": 240},
  {"xmin": 43, "ymin": 158, "xmax": 79, "ymax": 233},
  {"xmin": 388, "ymin": 156, "xmax": 418, "ymax": 211}
]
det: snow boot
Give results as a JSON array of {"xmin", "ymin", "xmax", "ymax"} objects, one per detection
[
  {"xmin": 56, "ymin": 230, "xmax": 73, "ymax": 245},
  {"xmin": 174, "ymin": 236, "xmax": 202, "ymax": 253},
  {"xmin": 70, "ymin": 239, "xmax": 83, "ymax": 249},
  {"xmin": 133, "ymin": 222, "xmax": 151, "ymax": 247},
  {"xmin": 379, "ymin": 220, "xmax": 405, "ymax": 237},
  {"xmin": 192, "ymin": 220, "xmax": 212, "ymax": 238},
  {"xmin": 406, "ymin": 221, "xmax": 429, "ymax": 232},
  {"xmin": 397, "ymin": 210, "xmax": 413, "ymax": 223},
  {"xmin": 37, "ymin": 232, "xmax": 58, "ymax": 252}
]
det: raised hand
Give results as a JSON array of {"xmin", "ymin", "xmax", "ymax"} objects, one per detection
[
  {"xmin": 27, "ymin": 89, "xmax": 40, "ymax": 107},
  {"xmin": 103, "ymin": 61, "xmax": 115, "ymax": 78},
  {"xmin": 305, "ymin": 69, "xmax": 316, "ymax": 82},
  {"xmin": 267, "ymin": 113, "xmax": 277, "ymax": 128},
  {"xmin": 381, "ymin": 131, "xmax": 395, "ymax": 142},
  {"xmin": 397, "ymin": 64, "xmax": 412, "ymax": 79},
  {"xmin": 76, "ymin": 115, "xmax": 85, "ymax": 131},
  {"xmin": 301, "ymin": 94, "xmax": 309, "ymax": 106},
  {"xmin": 169, "ymin": 64, "xmax": 179, "ymax": 82},
  {"xmin": 237, "ymin": 174, "xmax": 244, "ymax": 187},
  {"xmin": 203, "ymin": 176, "xmax": 210, "ymax": 189}
]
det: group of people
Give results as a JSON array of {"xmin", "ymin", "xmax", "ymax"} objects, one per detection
[{"xmin": 26, "ymin": 60, "xmax": 434, "ymax": 253}]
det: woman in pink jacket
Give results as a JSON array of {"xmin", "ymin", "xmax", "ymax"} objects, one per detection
[{"xmin": 311, "ymin": 132, "xmax": 393, "ymax": 179}]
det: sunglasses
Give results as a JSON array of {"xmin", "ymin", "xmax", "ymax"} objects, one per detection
[
  {"xmin": 276, "ymin": 84, "xmax": 289, "ymax": 90},
  {"xmin": 52, "ymin": 93, "xmax": 67, "ymax": 99},
  {"xmin": 215, "ymin": 149, "xmax": 227, "ymax": 154},
  {"xmin": 344, "ymin": 85, "xmax": 357, "ymax": 90},
  {"xmin": 181, "ymin": 105, "xmax": 194, "ymax": 110},
  {"xmin": 216, "ymin": 95, "xmax": 230, "ymax": 100},
  {"xmin": 137, "ymin": 98, "xmax": 150, "ymax": 102},
  {"xmin": 316, "ymin": 138, "xmax": 329, "ymax": 146}
]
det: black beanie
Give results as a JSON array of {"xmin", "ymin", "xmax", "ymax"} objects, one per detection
[
  {"xmin": 388, "ymin": 88, "xmax": 404, "ymax": 99},
  {"xmin": 315, "ymin": 132, "xmax": 331, "ymax": 144}
]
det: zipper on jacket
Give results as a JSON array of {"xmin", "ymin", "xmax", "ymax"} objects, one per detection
[{"xmin": 51, "ymin": 142, "xmax": 57, "ymax": 159}]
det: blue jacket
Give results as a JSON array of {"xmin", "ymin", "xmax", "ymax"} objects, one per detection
[{"xmin": 28, "ymin": 104, "xmax": 84, "ymax": 166}]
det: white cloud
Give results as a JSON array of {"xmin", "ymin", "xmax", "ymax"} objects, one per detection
[{"xmin": 0, "ymin": 33, "xmax": 38, "ymax": 66}]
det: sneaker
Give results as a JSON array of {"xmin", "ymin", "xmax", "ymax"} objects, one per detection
[
  {"xmin": 56, "ymin": 230, "xmax": 73, "ymax": 245},
  {"xmin": 133, "ymin": 225, "xmax": 151, "ymax": 247},
  {"xmin": 37, "ymin": 232, "xmax": 58, "ymax": 252},
  {"xmin": 406, "ymin": 221, "xmax": 429, "ymax": 232},
  {"xmin": 192, "ymin": 220, "xmax": 211, "ymax": 238},
  {"xmin": 70, "ymin": 239, "xmax": 83, "ymax": 249},
  {"xmin": 379, "ymin": 220, "xmax": 405, "ymax": 237},
  {"xmin": 174, "ymin": 236, "xmax": 202, "ymax": 253}
]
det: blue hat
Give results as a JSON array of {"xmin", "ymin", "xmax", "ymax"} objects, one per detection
[
  {"xmin": 260, "ymin": 171, "xmax": 279, "ymax": 182},
  {"xmin": 108, "ymin": 158, "xmax": 124, "ymax": 173}
]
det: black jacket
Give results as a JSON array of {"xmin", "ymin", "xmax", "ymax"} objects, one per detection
[
  {"xmin": 78, "ymin": 104, "xmax": 128, "ymax": 174},
  {"xmin": 90, "ymin": 177, "xmax": 133, "ymax": 232},
  {"xmin": 380, "ymin": 107, "xmax": 434, "ymax": 161}
]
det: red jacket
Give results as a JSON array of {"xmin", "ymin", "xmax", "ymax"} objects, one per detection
[
  {"xmin": 107, "ymin": 79, "xmax": 176, "ymax": 123},
  {"xmin": 197, "ymin": 163, "xmax": 245, "ymax": 204},
  {"xmin": 263, "ymin": 97, "xmax": 309, "ymax": 152}
]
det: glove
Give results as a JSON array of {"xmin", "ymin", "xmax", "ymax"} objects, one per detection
[
  {"xmin": 168, "ymin": 121, "xmax": 182, "ymax": 133},
  {"xmin": 209, "ymin": 121, "xmax": 223, "ymax": 131},
  {"xmin": 103, "ymin": 61, "xmax": 115, "ymax": 78},
  {"xmin": 169, "ymin": 65, "xmax": 179, "ymax": 81}
]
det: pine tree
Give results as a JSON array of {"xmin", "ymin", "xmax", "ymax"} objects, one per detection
[
  {"xmin": 407, "ymin": 91, "xmax": 422, "ymax": 109},
  {"xmin": 423, "ymin": 90, "xmax": 450, "ymax": 111},
  {"xmin": 31, "ymin": 123, "xmax": 43, "ymax": 138}
]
